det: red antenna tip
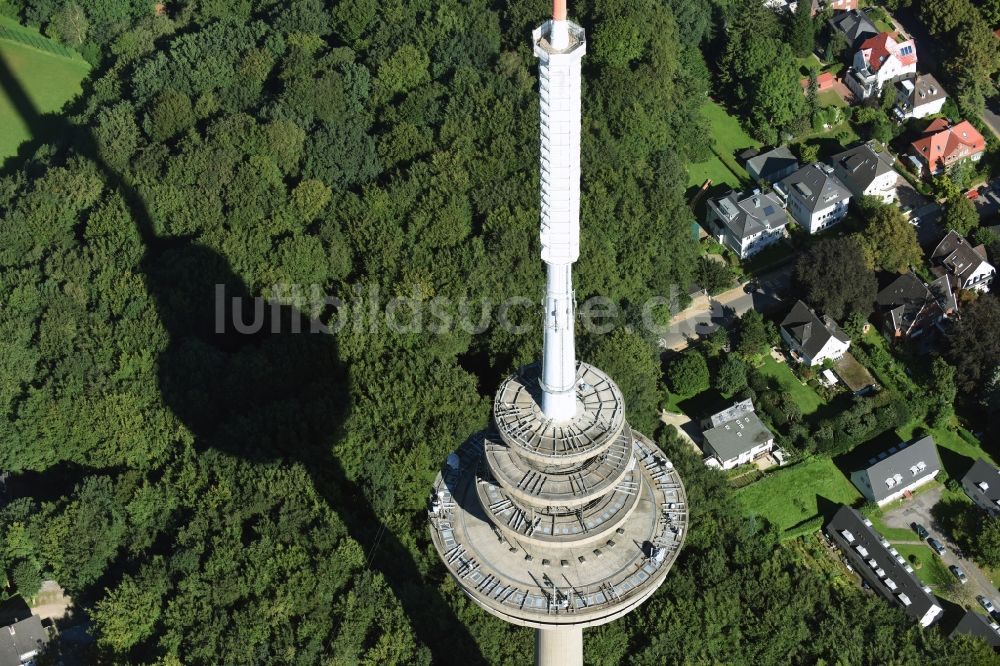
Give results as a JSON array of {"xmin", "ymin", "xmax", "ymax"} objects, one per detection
[{"xmin": 553, "ymin": 0, "xmax": 567, "ymax": 21}]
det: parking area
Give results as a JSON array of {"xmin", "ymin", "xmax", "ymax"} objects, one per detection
[{"xmin": 881, "ymin": 487, "xmax": 996, "ymax": 607}]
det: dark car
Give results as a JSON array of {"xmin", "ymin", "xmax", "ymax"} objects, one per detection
[
  {"xmin": 912, "ymin": 523, "xmax": 929, "ymax": 540},
  {"xmin": 928, "ymin": 537, "xmax": 947, "ymax": 555}
]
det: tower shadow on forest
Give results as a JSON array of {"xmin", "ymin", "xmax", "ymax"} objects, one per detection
[{"xmin": 0, "ymin": 53, "xmax": 484, "ymax": 665}]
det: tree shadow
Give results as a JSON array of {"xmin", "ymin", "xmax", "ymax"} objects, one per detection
[{"xmin": 0, "ymin": 51, "xmax": 484, "ymax": 664}]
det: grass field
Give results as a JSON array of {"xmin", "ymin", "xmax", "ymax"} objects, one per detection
[
  {"xmin": 892, "ymin": 544, "xmax": 955, "ymax": 588},
  {"xmin": 817, "ymin": 89, "xmax": 848, "ymax": 108},
  {"xmin": 686, "ymin": 100, "xmax": 760, "ymax": 189},
  {"xmin": 0, "ymin": 16, "xmax": 90, "ymax": 159},
  {"xmin": 736, "ymin": 456, "xmax": 861, "ymax": 534},
  {"xmin": 756, "ymin": 355, "xmax": 824, "ymax": 415}
]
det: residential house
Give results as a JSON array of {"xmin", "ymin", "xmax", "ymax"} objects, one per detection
[
  {"xmin": 0, "ymin": 615, "xmax": 48, "ymax": 666},
  {"xmin": 908, "ymin": 119, "xmax": 985, "ymax": 176},
  {"xmin": 875, "ymin": 271, "xmax": 956, "ymax": 342},
  {"xmin": 780, "ymin": 300, "xmax": 851, "ymax": 366},
  {"xmin": 962, "ymin": 458, "xmax": 1000, "ymax": 516},
  {"xmin": 894, "ymin": 73, "xmax": 947, "ymax": 120},
  {"xmin": 845, "ymin": 32, "xmax": 918, "ymax": 100},
  {"xmin": 950, "ymin": 610, "xmax": 1000, "ymax": 648},
  {"xmin": 745, "ymin": 146, "xmax": 800, "ymax": 183},
  {"xmin": 700, "ymin": 401, "xmax": 774, "ymax": 470},
  {"xmin": 829, "ymin": 10, "xmax": 878, "ymax": 51},
  {"xmin": 931, "ymin": 230, "xmax": 996, "ymax": 293},
  {"xmin": 705, "ymin": 189, "xmax": 789, "ymax": 259},
  {"xmin": 776, "ymin": 163, "xmax": 852, "ymax": 234},
  {"xmin": 700, "ymin": 398, "xmax": 755, "ymax": 430},
  {"xmin": 850, "ymin": 435, "xmax": 942, "ymax": 506},
  {"xmin": 815, "ymin": 0, "xmax": 859, "ymax": 11},
  {"xmin": 830, "ymin": 143, "xmax": 899, "ymax": 203},
  {"xmin": 826, "ymin": 505, "xmax": 943, "ymax": 627}
]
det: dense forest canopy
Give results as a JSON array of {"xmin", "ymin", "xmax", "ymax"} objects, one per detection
[{"xmin": 0, "ymin": 0, "xmax": 994, "ymax": 663}]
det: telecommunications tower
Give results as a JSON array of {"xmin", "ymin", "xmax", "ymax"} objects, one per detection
[{"xmin": 428, "ymin": 3, "xmax": 688, "ymax": 665}]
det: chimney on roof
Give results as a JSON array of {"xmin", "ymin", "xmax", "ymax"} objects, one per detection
[{"xmin": 551, "ymin": 0, "xmax": 570, "ymax": 49}]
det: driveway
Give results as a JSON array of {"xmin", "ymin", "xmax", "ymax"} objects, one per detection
[
  {"xmin": 660, "ymin": 410, "xmax": 702, "ymax": 455},
  {"xmin": 882, "ymin": 487, "xmax": 996, "ymax": 605},
  {"xmin": 660, "ymin": 263, "xmax": 794, "ymax": 351}
]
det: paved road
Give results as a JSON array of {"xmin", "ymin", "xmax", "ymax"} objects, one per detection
[
  {"xmin": 983, "ymin": 98, "xmax": 1000, "ymax": 140},
  {"xmin": 882, "ymin": 487, "xmax": 996, "ymax": 606},
  {"xmin": 660, "ymin": 263, "xmax": 794, "ymax": 351}
]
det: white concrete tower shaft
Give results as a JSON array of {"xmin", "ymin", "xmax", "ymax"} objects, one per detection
[{"xmin": 534, "ymin": 0, "xmax": 585, "ymax": 422}]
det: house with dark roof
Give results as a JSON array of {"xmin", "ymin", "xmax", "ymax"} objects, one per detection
[
  {"xmin": 950, "ymin": 610, "xmax": 1000, "ymax": 648},
  {"xmin": 780, "ymin": 300, "xmax": 851, "ymax": 366},
  {"xmin": 909, "ymin": 119, "xmax": 985, "ymax": 176},
  {"xmin": 931, "ymin": 230, "xmax": 995, "ymax": 293},
  {"xmin": 962, "ymin": 458, "xmax": 1000, "ymax": 516},
  {"xmin": 826, "ymin": 505, "xmax": 943, "ymax": 627},
  {"xmin": 829, "ymin": 10, "xmax": 878, "ymax": 51},
  {"xmin": 830, "ymin": 143, "xmax": 899, "ymax": 203},
  {"xmin": 704, "ymin": 189, "xmax": 789, "ymax": 259},
  {"xmin": 700, "ymin": 401, "xmax": 774, "ymax": 470},
  {"xmin": 850, "ymin": 435, "xmax": 942, "ymax": 506},
  {"xmin": 894, "ymin": 73, "xmax": 947, "ymax": 120},
  {"xmin": 0, "ymin": 615, "xmax": 48, "ymax": 666},
  {"xmin": 875, "ymin": 271, "xmax": 955, "ymax": 342},
  {"xmin": 745, "ymin": 146, "xmax": 800, "ymax": 184},
  {"xmin": 846, "ymin": 32, "xmax": 918, "ymax": 100},
  {"xmin": 776, "ymin": 163, "xmax": 852, "ymax": 234}
]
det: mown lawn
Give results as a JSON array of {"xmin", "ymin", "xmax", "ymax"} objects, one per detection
[
  {"xmin": 892, "ymin": 544, "xmax": 954, "ymax": 588},
  {"xmin": 736, "ymin": 456, "xmax": 862, "ymax": 534},
  {"xmin": 0, "ymin": 16, "xmax": 90, "ymax": 159},
  {"xmin": 687, "ymin": 100, "xmax": 760, "ymax": 189},
  {"xmin": 896, "ymin": 421, "xmax": 997, "ymax": 468},
  {"xmin": 756, "ymin": 355, "xmax": 824, "ymax": 415}
]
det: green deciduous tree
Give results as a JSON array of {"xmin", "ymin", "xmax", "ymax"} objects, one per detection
[
  {"xmin": 944, "ymin": 195, "xmax": 980, "ymax": 236},
  {"xmin": 857, "ymin": 200, "xmax": 922, "ymax": 273},
  {"xmin": 795, "ymin": 237, "xmax": 876, "ymax": 320},
  {"xmin": 667, "ymin": 350, "xmax": 710, "ymax": 396}
]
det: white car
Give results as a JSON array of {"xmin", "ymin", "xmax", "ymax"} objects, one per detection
[{"xmin": 979, "ymin": 595, "xmax": 997, "ymax": 614}]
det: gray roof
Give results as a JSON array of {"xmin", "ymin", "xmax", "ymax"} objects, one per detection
[
  {"xmin": 830, "ymin": 143, "xmax": 896, "ymax": 195},
  {"xmin": 702, "ymin": 411, "xmax": 774, "ymax": 463},
  {"xmin": 856, "ymin": 436, "xmax": 942, "ymax": 503},
  {"xmin": 962, "ymin": 458, "xmax": 1000, "ymax": 507},
  {"xmin": 898, "ymin": 73, "xmax": 947, "ymax": 109},
  {"xmin": 745, "ymin": 146, "xmax": 800, "ymax": 182},
  {"xmin": 780, "ymin": 300, "xmax": 849, "ymax": 361},
  {"xmin": 0, "ymin": 615, "xmax": 47, "ymax": 666},
  {"xmin": 706, "ymin": 190, "xmax": 788, "ymax": 242},
  {"xmin": 932, "ymin": 230, "xmax": 993, "ymax": 287},
  {"xmin": 876, "ymin": 272, "xmax": 952, "ymax": 337},
  {"xmin": 704, "ymin": 398, "xmax": 755, "ymax": 429},
  {"xmin": 779, "ymin": 163, "xmax": 851, "ymax": 213},
  {"xmin": 829, "ymin": 9, "xmax": 878, "ymax": 49},
  {"xmin": 826, "ymin": 505, "xmax": 941, "ymax": 626},
  {"xmin": 950, "ymin": 610, "xmax": 1000, "ymax": 647}
]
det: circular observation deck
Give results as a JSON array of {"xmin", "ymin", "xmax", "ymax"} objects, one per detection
[
  {"xmin": 483, "ymin": 428, "xmax": 633, "ymax": 509},
  {"xmin": 428, "ymin": 430, "xmax": 687, "ymax": 629},
  {"xmin": 493, "ymin": 363, "xmax": 625, "ymax": 466}
]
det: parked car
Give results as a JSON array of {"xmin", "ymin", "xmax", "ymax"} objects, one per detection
[
  {"xmin": 912, "ymin": 523, "xmax": 929, "ymax": 540},
  {"xmin": 928, "ymin": 538, "xmax": 947, "ymax": 555},
  {"xmin": 950, "ymin": 565, "xmax": 968, "ymax": 584},
  {"xmin": 978, "ymin": 595, "xmax": 997, "ymax": 614}
]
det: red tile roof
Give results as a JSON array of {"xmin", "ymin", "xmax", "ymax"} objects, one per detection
[
  {"xmin": 799, "ymin": 71, "xmax": 836, "ymax": 92},
  {"xmin": 859, "ymin": 32, "xmax": 917, "ymax": 72},
  {"xmin": 910, "ymin": 120, "xmax": 985, "ymax": 172}
]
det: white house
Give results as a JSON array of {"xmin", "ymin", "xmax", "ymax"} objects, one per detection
[
  {"xmin": 705, "ymin": 189, "xmax": 789, "ymax": 259},
  {"xmin": 846, "ymin": 32, "xmax": 917, "ymax": 100},
  {"xmin": 830, "ymin": 143, "xmax": 899, "ymax": 204},
  {"xmin": 931, "ymin": 230, "xmax": 996, "ymax": 293},
  {"xmin": 894, "ymin": 73, "xmax": 947, "ymax": 120},
  {"xmin": 851, "ymin": 436, "xmax": 941, "ymax": 507},
  {"xmin": 776, "ymin": 163, "xmax": 852, "ymax": 234},
  {"xmin": 700, "ymin": 402, "xmax": 774, "ymax": 470},
  {"xmin": 780, "ymin": 300, "xmax": 851, "ymax": 366}
]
